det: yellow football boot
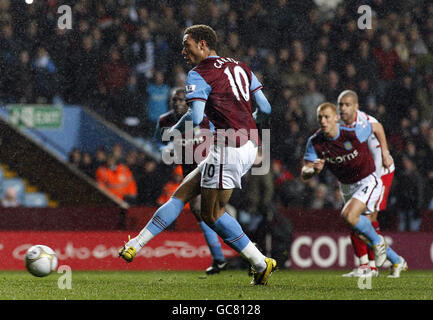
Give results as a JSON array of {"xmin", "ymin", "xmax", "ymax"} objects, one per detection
[
  {"xmin": 251, "ymin": 257, "xmax": 277, "ymax": 285},
  {"xmin": 118, "ymin": 236, "xmax": 137, "ymax": 263}
]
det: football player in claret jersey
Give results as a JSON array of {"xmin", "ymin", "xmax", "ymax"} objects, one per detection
[
  {"xmin": 302, "ymin": 102, "xmax": 391, "ymax": 268},
  {"xmin": 120, "ymin": 25, "xmax": 275, "ymax": 285},
  {"xmin": 154, "ymin": 87, "xmax": 228, "ymax": 275},
  {"xmin": 338, "ymin": 90, "xmax": 407, "ymax": 278}
]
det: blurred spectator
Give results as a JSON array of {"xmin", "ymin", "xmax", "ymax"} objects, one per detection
[
  {"xmin": 68, "ymin": 148, "xmax": 82, "ymax": 167},
  {"xmin": 408, "ymin": 27, "xmax": 428, "ymax": 57},
  {"xmin": 95, "ymin": 154, "xmax": 137, "ymax": 204},
  {"xmin": 394, "ymin": 32, "xmax": 410, "ymax": 64},
  {"xmin": 70, "ymin": 34, "xmax": 100, "ymax": 105},
  {"xmin": 157, "ymin": 165, "xmax": 186, "ymax": 207},
  {"xmin": 11, "ymin": 50, "xmax": 36, "ymax": 103},
  {"xmin": 111, "ymin": 143, "xmax": 125, "ymax": 164},
  {"xmin": 372, "ymin": 34, "xmax": 401, "ymax": 97},
  {"xmin": 273, "ymin": 119, "xmax": 306, "ymax": 174},
  {"xmin": 272, "ymin": 159, "xmax": 308, "ymax": 208},
  {"xmin": 79, "ymin": 152, "xmax": 94, "ymax": 178},
  {"xmin": 300, "ymin": 78, "xmax": 325, "ymax": 127},
  {"xmin": 136, "ymin": 158, "xmax": 163, "ymax": 206},
  {"xmin": 262, "ymin": 52, "xmax": 280, "ymax": 103},
  {"xmin": 416, "ymin": 76, "xmax": 433, "ymax": 121},
  {"xmin": 323, "ymin": 70, "xmax": 341, "ymax": 103},
  {"xmin": 311, "ymin": 57, "xmax": 328, "ymax": 93},
  {"xmin": 383, "ymin": 73, "xmax": 416, "ymax": 129},
  {"xmin": 310, "ymin": 183, "xmax": 333, "ymax": 209},
  {"xmin": 394, "ymin": 155, "xmax": 425, "ymax": 231},
  {"xmin": 280, "ymin": 60, "xmax": 309, "ymax": 95},
  {"xmin": 93, "ymin": 147, "xmax": 107, "ymax": 171},
  {"xmin": 132, "ymin": 25, "xmax": 155, "ymax": 81},
  {"xmin": 97, "ymin": 46, "xmax": 131, "ymax": 123},
  {"xmin": 145, "ymin": 70, "xmax": 170, "ymax": 135},
  {"xmin": 357, "ymin": 78, "xmax": 378, "ymax": 115},
  {"xmin": 355, "ymin": 40, "xmax": 379, "ymax": 87},
  {"xmin": 341, "ymin": 62, "xmax": 358, "ymax": 91},
  {"xmin": 125, "ymin": 150, "xmax": 140, "ymax": 182},
  {"xmin": 32, "ymin": 47, "xmax": 57, "ymax": 102},
  {"xmin": 422, "ymin": 127, "xmax": 433, "ymax": 209},
  {"xmin": 330, "ymin": 186, "xmax": 344, "ymax": 210},
  {"xmin": 244, "ymin": 169, "xmax": 274, "ymax": 233},
  {"xmin": 1, "ymin": 187, "xmax": 20, "ymax": 208},
  {"xmin": 271, "ymin": 86, "xmax": 293, "ymax": 127},
  {"xmin": 220, "ymin": 32, "xmax": 245, "ymax": 59},
  {"xmin": 284, "ymin": 96, "xmax": 307, "ymax": 129}
]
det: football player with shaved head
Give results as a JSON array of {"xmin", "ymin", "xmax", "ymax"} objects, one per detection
[{"xmin": 338, "ymin": 90, "xmax": 407, "ymax": 278}]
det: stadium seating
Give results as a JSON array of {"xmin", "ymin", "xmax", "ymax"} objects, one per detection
[
  {"xmin": 23, "ymin": 192, "xmax": 49, "ymax": 208},
  {"xmin": 0, "ymin": 163, "xmax": 52, "ymax": 208},
  {"xmin": 1, "ymin": 178, "xmax": 26, "ymax": 203}
]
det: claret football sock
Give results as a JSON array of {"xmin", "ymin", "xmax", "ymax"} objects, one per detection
[
  {"xmin": 353, "ymin": 215, "xmax": 381, "ymax": 246},
  {"xmin": 199, "ymin": 221, "xmax": 226, "ymax": 262},
  {"xmin": 127, "ymin": 196, "xmax": 185, "ymax": 250},
  {"xmin": 211, "ymin": 212, "xmax": 266, "ymax": 272}
]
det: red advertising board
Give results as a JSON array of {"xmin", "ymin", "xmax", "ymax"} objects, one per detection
[
  {"xmin": 288, "ymin": 232, "xmax": 433, "ymax": 270},
  {"xmin": 0, "ymin": 231, "xmax": 238, "ymax": 271},
  {"xmin": 0, "ymin": 231, "xmax": 432, "ymax": 270}
]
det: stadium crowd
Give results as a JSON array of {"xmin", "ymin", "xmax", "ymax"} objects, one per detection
[{"xmin": 1, "ymin": 0, "xmax": 433, "ymax": 230}]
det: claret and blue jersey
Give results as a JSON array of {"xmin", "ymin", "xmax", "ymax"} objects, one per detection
[
  {"xmin": 184, "ymin": 55, "xmax": 270, "ymax": 146},
  {"xmin": 304, "ymin": 120, "xmax": 376, "ymax": 184}
]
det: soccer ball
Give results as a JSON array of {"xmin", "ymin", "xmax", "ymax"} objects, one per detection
[{"xmin": 25, "ymin": 245, "xmax": 58, "ymax": 277}]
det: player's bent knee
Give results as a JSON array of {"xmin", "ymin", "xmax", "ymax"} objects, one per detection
[
  {"xmin": 341, "ymin": 207, "xmax": 356, "ymax": 226},
  {"xmin": 202, "ymin": 214, "xmax": 217, "ymax": 227}
]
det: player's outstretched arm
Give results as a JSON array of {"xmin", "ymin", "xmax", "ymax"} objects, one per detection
[
  {"xmin": 371, "ymin": 122, "xmax": 393, "ymax": 170},
  {"xmin": 168, "ymin": 100, "xmax": 206, "ymax": 134},
  {"xmin": 252, "ymin": 90, "xmax": 271, "ymax": 123}
]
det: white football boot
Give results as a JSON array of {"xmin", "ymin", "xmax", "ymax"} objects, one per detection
[
  {"xmin": 372, "ymin": 235, "xmax": 387, "ymax": 267},
  {"xmin": 387, "ymin": 257, "xmax": 408, "ymax": 278},
  {"xmin": 342, "ymin": 265, "xmax": 378, "ymax": 277}
]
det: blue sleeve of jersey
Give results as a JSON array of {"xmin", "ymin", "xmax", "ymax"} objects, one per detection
[
  {"xmin": 355, "ymin": 121, "xmax": 372, "ymax": 143},
  {"xmin": 185, "ymin": 70, "xmax": 212, "ymax": 102},
  {"xmin": 253, "ymin": 90, "xmax": 271, "ymax": 114},
  {"xmin": 169, "ymin": 100, "xmax": 206, "ymax": 133},
  {"xmin": 250, "ymin": 72, "xmax": 263, "ymax": 92},
  {"xmin": 304, "ymin": 137, "xmax": 319, "ymax": 162},
  {"xmin": 191, "ymin": 100, "xmax": 206, "ymax": 125}
]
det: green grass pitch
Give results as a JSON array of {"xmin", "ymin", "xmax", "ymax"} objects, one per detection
[{"xmin": 1, "ymin": 269, "xmax": 432, "ymax": 300}]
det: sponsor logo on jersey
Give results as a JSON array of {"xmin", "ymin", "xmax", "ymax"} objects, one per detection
[{"xmin": 326, "ymin": 149, "xmax": 359, "ymax": 164}]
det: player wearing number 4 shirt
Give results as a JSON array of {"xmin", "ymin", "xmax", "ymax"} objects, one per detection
[
  {"xmin": 302, "ymin": 102, "xmax": 395, "ymax": 270},
  {"xmin": 337, "ymin": 90, "xmax": 407, "ymax": 278},
  {"xmin": 119, "ymin": 25, "xmax": 276, "ymax": 285}
]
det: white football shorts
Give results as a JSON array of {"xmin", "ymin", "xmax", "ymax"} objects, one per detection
[
  {"xmin": 339, "ymin": 172, "xmax": 383, "ymax": 215},
  {"xmin": 198, "ymin": 140, "xmax": 257, "ymax": 189}
]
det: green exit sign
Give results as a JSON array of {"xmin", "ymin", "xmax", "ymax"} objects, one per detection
[{"xmin": 8, "ymin": 105, "xmax": 63, "ymax": 129}]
